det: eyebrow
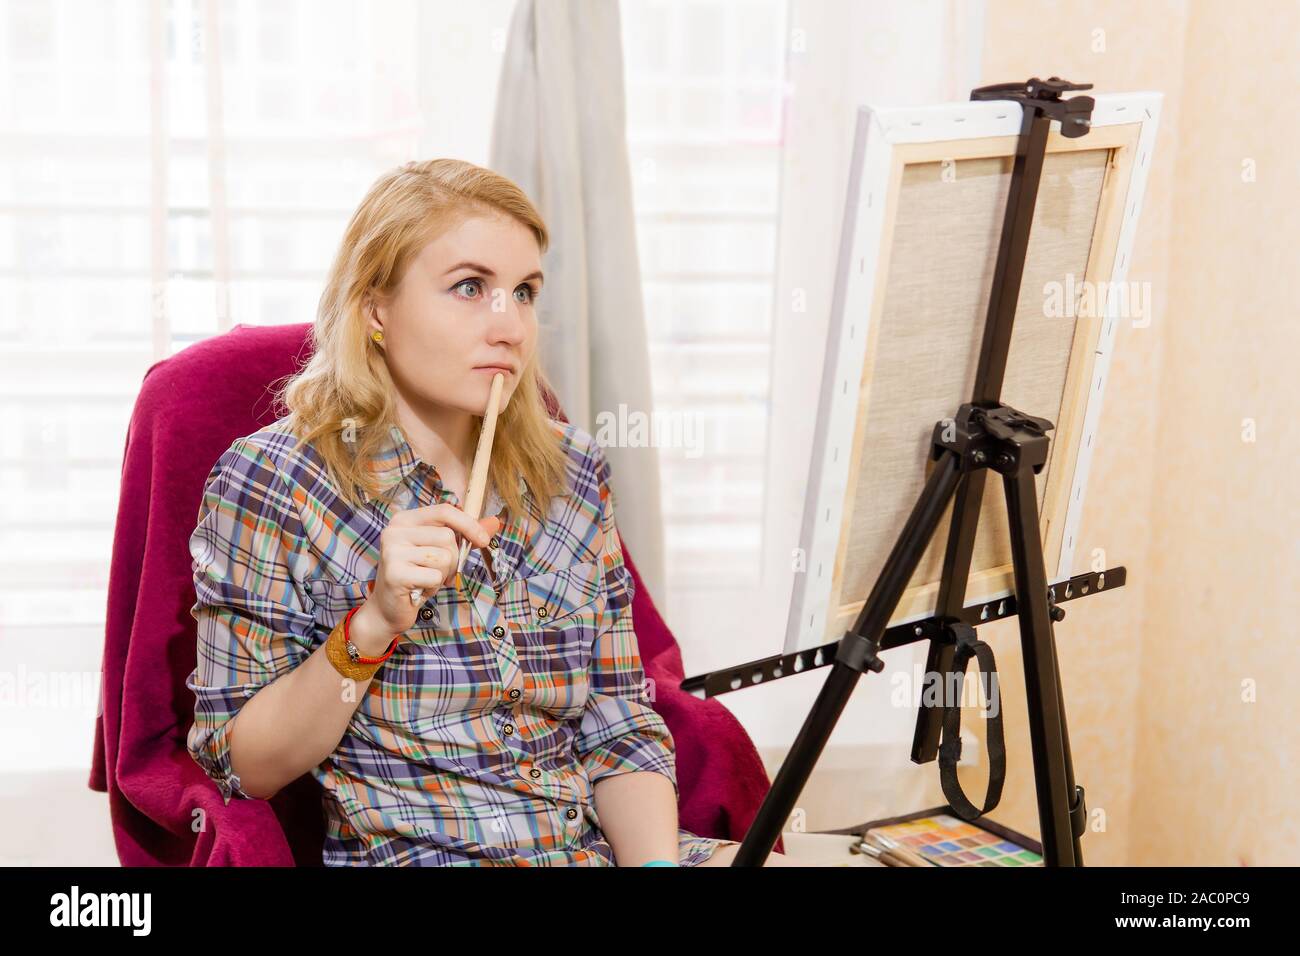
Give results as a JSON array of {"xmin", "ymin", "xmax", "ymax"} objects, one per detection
[{"xmin": 443, "ymin": 261, "xmax": 544, "ymax": 285}]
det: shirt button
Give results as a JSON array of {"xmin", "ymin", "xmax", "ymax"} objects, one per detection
[
  {"xmin": 490, "ymin": 534, "xmax": 501, "ymax": 548},
  {"xmin": 492, "ymin": 625, "xmax": 506, "ymax": 638},
  {"xmin": 536, "ymin": 606, "xmax": 549, "ymax": 619},
  {"xmin": 565, "ymin": 807, "xmax": 578, "ymax": 820},
  {"xmin": 419, "ymin": 607, "xmax": 434, "ymax": 622},
  {"xmin": 529, "ymin": 768, "xmax": 541, "ymax": 779},
  {"xmin": 508, "ymin": 688, "xmax": 520, "ymax": 701},
  {"xmin": 503, "ymin": 723, "xmax": 515, "ymax": 735}
]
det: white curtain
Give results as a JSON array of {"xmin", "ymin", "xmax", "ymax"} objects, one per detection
[{"xmin": 489, "ymin": 0, "xmax": 666, "ymax": 602}]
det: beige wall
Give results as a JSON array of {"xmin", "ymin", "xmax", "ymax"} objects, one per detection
[{"xmin": 960, "ymin": 0, "xmax": 1300, "ymax": 865}]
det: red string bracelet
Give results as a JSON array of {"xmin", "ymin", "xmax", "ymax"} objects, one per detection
[{"xmin": 343, "ymin": 604, "xmax": 400, "ymax": 665}]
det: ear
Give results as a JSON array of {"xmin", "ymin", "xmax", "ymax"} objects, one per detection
[{"xmin": 363, "ymin": 292, "xmax": 385, "ymax": 334}]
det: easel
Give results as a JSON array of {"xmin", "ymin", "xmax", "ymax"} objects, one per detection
[{"xmin": 718, "ymin": 78, "xmax": 1110, "ymax": 867}]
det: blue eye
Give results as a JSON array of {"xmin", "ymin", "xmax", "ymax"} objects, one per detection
[
  {"xmin": 453, "ymin": 278, "xmax": 540, "ymax": 304},
  {"xmin": 453, "ymin": 278, "xmax": 483, "ymax": 299}
]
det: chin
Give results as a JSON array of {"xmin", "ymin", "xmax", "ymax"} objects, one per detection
[
  {"xmin": 455, "ymin": 382, "xmax": 512, "ymax": 415},
  {"xmin": 475, "ymin": 375, "xmax": 514, "ymax": 399}
]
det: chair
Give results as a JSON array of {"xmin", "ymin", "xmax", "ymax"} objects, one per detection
[{"xmin": 88, "ymin": 322, "xmax": 780, "ymax": 865}]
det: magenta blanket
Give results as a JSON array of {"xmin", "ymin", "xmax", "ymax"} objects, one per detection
[{"xmin": 88, "ymin": 322, "xmax": 777, "ymax": 865}]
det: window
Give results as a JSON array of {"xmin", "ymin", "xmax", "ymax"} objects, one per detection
[
  {"xmin": 0, "ymin": 0, "xmax": 788, "ymax": 770},
  {"xmin": 0, "ymin": 0, "xmax": 512, "ymax": 771},
  {"xmin": 621, "ymin": 0, "xmax": 789, "ymax": 590}
]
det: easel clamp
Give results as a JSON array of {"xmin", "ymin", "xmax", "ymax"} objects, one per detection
[{"xmin": 932, "ymin": 403, "xmax": 1055, "ymax": 476}]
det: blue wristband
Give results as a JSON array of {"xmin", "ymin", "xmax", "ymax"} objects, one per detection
[{"xmin": 640, "ymin": 859, "xmax": 679, "ymax": 866}]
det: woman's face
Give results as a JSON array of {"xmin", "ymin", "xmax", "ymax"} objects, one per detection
[{"xmin": 368, "ymin": 212, "xmax": 542, "ymax": 419}]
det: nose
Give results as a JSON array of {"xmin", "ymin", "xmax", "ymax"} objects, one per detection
[{"xmin": 485, "ymin": 291, "xmax": 529, "ymax": 347}]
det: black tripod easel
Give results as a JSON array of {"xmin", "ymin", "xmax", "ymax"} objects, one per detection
[{"xmin": 731, "ymin": 77, "xmax": 1100, "ymax": 867}]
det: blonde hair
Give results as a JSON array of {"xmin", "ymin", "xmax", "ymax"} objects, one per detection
[{"xmin": 273, "ymin": 158, "xmax": 568, "ymax": 515}]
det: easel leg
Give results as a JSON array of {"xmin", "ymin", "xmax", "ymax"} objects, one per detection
[
  {"xmin": 731, "ymin": 452, "xmax": 965, "ymax": 865},
  {"xmin": 1003, "ymin": 463, "xmax": 1083, "ymax": 866},
  {"xmin": 912, "ymin": 466, "xmax": 989, "ymax": 763}
]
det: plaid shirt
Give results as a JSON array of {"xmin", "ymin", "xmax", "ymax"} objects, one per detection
[{"xmin": 185, "ymin": 415, "xmax": 734, "ymax": 866}]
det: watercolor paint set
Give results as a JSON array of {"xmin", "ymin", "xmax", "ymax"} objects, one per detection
[
  {"xmin": 826, "ymin": 805, "xmax": 1044, "ymax": 867},
  {"xmin": 866, "ymin": 812, "xmax": 1043, "ymax": 866}
]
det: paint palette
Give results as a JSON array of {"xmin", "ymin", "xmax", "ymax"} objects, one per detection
[{"xmin": 866, "ymin": 813, "xmax": 1043, "ymax": 867}]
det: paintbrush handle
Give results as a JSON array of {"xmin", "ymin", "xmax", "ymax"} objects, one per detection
[
  {"xmin": 852, "ymin": 840, "xmax": 908, "ymax": 867},
  {"xmin": 410, "ymin": 372, "xmax": 506, "ymax": 606},
  {"xmin": 456, "ymin": 371, "xmax": 505, "ymax": 573},
  {"xmin": 863, "ymin": 833, "xmax": 930, "ymax": 867}
]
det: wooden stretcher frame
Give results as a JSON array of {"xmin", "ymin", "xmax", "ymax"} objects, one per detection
[{"xmin": 784, "ymin": 92, "xmax": 1162, "ymax": 655}]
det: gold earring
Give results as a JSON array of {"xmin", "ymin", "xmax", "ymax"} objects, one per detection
[{"xmin": 370, "ymin": 330, "xmax": 384, "ymax": 345}]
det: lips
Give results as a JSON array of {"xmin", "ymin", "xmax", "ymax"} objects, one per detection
[{"xmin": 474, "ymin": 364, "xmax": 516, "ymax": 375}]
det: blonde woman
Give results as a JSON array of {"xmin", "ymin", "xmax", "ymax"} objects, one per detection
[{"xmin": 184, "ymin": 158, "xmax": 793, "ymax": 867}]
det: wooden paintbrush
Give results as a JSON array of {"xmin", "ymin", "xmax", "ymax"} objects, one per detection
[{"xmin": 409, "ymin": 371, "xmax": 506, "ymax": 606}]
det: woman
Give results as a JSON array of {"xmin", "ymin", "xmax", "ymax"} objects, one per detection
[{"xmin": 184, "ymin": 158, "xmax": 792, "ymax": 867}]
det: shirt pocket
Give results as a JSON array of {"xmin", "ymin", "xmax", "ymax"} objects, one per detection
[{"xmin": 499, "ymin": 559, "xmax": 604, "ymax": 715}]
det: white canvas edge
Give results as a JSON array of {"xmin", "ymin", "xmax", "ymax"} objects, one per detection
[
  {"xmin": 1053, "ymin": 93, "xmax": 1162, "ymax": 582},
  {"xmin": 783, "ymin": 91, "xmax": 1163, "ymax": 654}
]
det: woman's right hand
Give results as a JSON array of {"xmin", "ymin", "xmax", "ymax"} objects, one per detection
[{"xmin": 347, "ymin": 503, "xmax": 502, "ymax": 655}]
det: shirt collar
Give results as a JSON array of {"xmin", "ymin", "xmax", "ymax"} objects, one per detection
[{"xmin": 364, "ymin": 423, "xmax": 514, "ymax": 517}]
